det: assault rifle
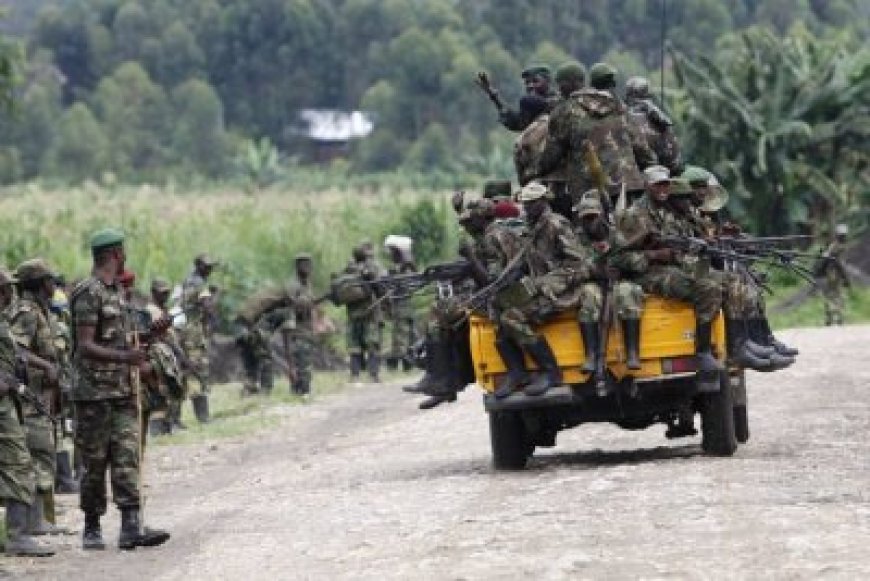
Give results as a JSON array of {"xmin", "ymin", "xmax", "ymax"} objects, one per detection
[{"xmin": 363, "ymin": 260, "xmax": 473, "ymax": 299}]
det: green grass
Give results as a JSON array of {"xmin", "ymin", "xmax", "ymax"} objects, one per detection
[{"xmin": 768, "ymin": 286, "xmax": 870, "ymax": 330}]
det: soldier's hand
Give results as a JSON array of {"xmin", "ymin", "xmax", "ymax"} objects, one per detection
[{"xmin": 123, "ymin": 349, "xmax": 147, "ymax": 366}]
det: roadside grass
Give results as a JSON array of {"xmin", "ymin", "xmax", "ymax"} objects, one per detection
[
  {"xmin": 768, "ymin": 286, "xmax": 870, "ymax": 330},
  {"xmin": 151, "ymin": 369, "xmax": 417, "ymax": 447}
]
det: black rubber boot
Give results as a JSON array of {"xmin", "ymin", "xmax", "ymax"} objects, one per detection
[
  {"xmin": 118, "ymin": 508, "xmax": 170, "ymax": 550},
  {"xmin": 55, "ymin": 450, "xmax": 80, "ymax": 494},
  {"xmin": 725, "ymin": 318, "xmax": 771, "ymax": 371},
  {"xmin": 403, "ymin": 337, "xmax": 437, "ymax": 393},
  {"xmin": 28, "ymin": 493, "xmax": 71, "ymax": 536},
  {"xmin": 523, "ymin": 338, "xmax": 563, "ymax": 397},
  {"xmin": 493, "ymin": 338, "xmax": 530, "ymax": 399},
  {"xmin": 744, "ymin": 318, "xmax": 776, "ymax": 357},
  {"xmin": 757, "ymin": 316, "xmax": 799, "ymax": 356},
  {"xmin": 579, "ymin": 322, "xmax": 599, "ymax": 373},
  {"xmin": 349, "ymin": 354, "xmax": 363, "ymax": 380},
  {"xmin": 622, "ymin": 319, "xmax": 642, "ymax": 370},
  {"xmin": 368, "ymin": 353, "xmax": 381, "ymax": 383},
  {"xmin": 695, "ymin": 320, "xmax": 723, "ymax": 391},
  {"xmin": 191, "ymin": 394, "xmax": 210, "ymax": 424},
  {"xmin": 418, "ymin": 338, "xmax": 458, "ymax": 410},
  {"xmin": 82, "ymin": 512, "xmax": 105, "ymax": 551},
  {"xmin": 749, "ymin": 318, "xmax": 795, "ymax": 368},
  {"xmin": 5, "ymin": 500, "xmax": 54, "ymax": 557}
]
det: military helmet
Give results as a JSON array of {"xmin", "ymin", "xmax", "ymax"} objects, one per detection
[
  {"xmin": 589, "ymin": 62, "xmax": 617, "ymax": 89},
  {"xmin": 15, "ymin": 258, "xmax": 57, "ymax": 284},
  {"xmin": 699, "ymin": 183, "xmax": 729, "ymax": 213},
  {"xmin": 482, "ymin": 180, "xmax": 512, "ymax": 200},
  {"xmin": 521, "ymin": 64, "xmax": 551, "ymax": 80},
  {"xmin": 835, "ymin": 223, "xmax": 849, "ymax": 236},
  {"xmin": 151, "ymin": 278, "xmax": 171, "ymax": 293},
  {"xmin": 643, "ymin": 165, "xmax": 670, "ymax": 185},
  {"xmin": 573, "ymin": 190, "xmax": 604, "ymax": 217},
  {"xmin": 625, "ymin": 76, "xmax": 651, "ymax": 99},
  {"xmin": 555, "ymin": 61, "xmax": 587, "ymax": 85},
  {"xmin": 668, "ymin": 178, "xmax": 694, "ymax": 196},
  {"xmin": 517, "ymin": 181, "xmax": 551, "ymax": 202},
  {"xmin": 680, "ymin": 165, "xmax": 712, "ymax": 186}
]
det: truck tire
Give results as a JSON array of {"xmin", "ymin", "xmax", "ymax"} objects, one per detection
[
  {"xmin": 488, "ymin": 411, "xmax": 531, "ymax": 470},
  {"xmin": 700, "ymin": 371, "xmax": 738, "ymax": 456},
  {"xmin": 733, "ymin": 404, "xmax": 749, "ymax": 443}
]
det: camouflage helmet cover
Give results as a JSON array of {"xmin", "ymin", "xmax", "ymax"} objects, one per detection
[
  {"xmin": 625, "ymin": 76, "xmax": 651, "ymax": 99},
  {"xmin": 589, "ymin": 62, "xmax": 617, "ymax": 88},
  {"xmin": 573, "ymin": 190, "xmax": 604, "ymax": 217}
]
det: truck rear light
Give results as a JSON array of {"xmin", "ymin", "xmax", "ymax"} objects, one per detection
[{"xmin": 662, "ymin": 357, "xmax": 697, "ymax": 374}]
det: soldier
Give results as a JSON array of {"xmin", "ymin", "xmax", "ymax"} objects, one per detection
[
  {"xmin": 8, "ymin": 259, "xmax": 69, "ymax": 536},
  {"xmin": 337, "ymin": 246, "xmax": 383, "ymax": 383},
  {"xmin": 283, "ymin": 253, "xmax": 318, "ymax": 395},
  {"xmin": 536, "ymin": 64, "xmax": 654, "ymax": 212},
  {"xmin": 49, "ymin": 279, "xmax": 79, "ymax": 494},
  {"xmin": 815, "ymin": 224, "xmax": 851, "ymax": 326},
  {"xmin": 626, "ymin": 76, "xmax": 684, "ymax": 175},
  {"xmin": 619, "ymin": 167, "xmax": 723, "ymax": 383},
  {"xmin": 147, "ymin": 278, "xmax": 186, "ymax": 432},
  {"xmin": 179, "ymin": 253, "xmax": 218, "ymax": 423},
  {"xmin": 573, "ymin": 191, "xmax": 647, "ymax": 380},
  {"xmin": 499, "ymin": 65, "xmax": 559, "ymax": 132},
  {"xmin": 235, "ymin": 291, "xmax": 280, "ymax": 396},
  {"xmin": 494, "ymin": 182, "xmax": 594, "ymax": 399},
  {"xmin": 0, "ymin": 268, "xmax": 54, "ymax": 557},
  {"xmin": 383, "ymin": 236, "xmax": 417, "ymax": 371},
  {"xmin": 70, "ymin": 228, "xmax": 169, "ymax": 550}
]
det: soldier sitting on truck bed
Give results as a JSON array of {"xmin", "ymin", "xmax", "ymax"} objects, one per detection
[
  {"xmin": 492, "ymin": 182, "xmax": 595, "ymax": 399},
  {"xmin": 618, "ymin": 166, "xmax": 724, "ymax": 387}
]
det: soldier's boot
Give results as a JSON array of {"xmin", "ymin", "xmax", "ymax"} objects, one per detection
[
  {"xmin": 747, "ymin": 318, "xmax": 795, "ymax": 369},
  {"xmin": 55, "ymin": 450, "xmax": 80, "ymax": 495},
  {"xmin": 725, "ymin": 318, "xmax": 772, "ymax": 371},
  {"xmin": 622, "ymin": 318, "xmax": 642, "ymax": 370},
  {"xmin": 368, "ymin": 354, "xmax": 381, "ymax": 383},
  {"xmin": 404, "ymin": 337, "xmax": 444, "ymax": 395},
  {"xmin": 743, "ymin": 318, "xmax": 777, "ymax": 358},
  {"xmin": 418, "ymin": 340, "xmax": 458, "ymax": 410},
  {"xmin": 4, "ymin": 500, "xmax": 54, "ymax": 557},
  {"xmin": 82, "ymin": 512, "xmax": 105, "ymax": 550},
  {"xmin": 28, "ymin": 492, "xmax": 71, "ymax": 536},
  {"xmin": 170, "ymin": 403, "xmax": 187, "ymax": 431},
  {"xmin": 579, "ymin": 322, "xmax": 599, "ymax": 373},
  {"xmin": 493, "ymin": 338, "xmax": 530, "ymax": 399},
  {"xmin": 191, "ymin": 394, "xmax": 210, "ymax": 424},
  {"xmin": 523, "ymin": 338, "xmax": 563, "ymax": 397},
  {"xmin": 349, "ymin": 354, "xmax": 363, "ymax": 380},
  {"xmin": 118, "ymin": 508, "xmax": 170, "ymax": 550},
  {"xmin": 695, "ymin": 320, "xmax": 723, "ymax": 391},
  {"xmin": 149, "ymin": 417, "xmax": 171, "ymax": 437},
  {"xmin": 754, "ymin": 316, "xmax": 798, "ymax": 357}
]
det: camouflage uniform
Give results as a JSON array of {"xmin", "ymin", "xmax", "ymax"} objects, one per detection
[
  {"xmin": 8, "ymin": 291, "xmax": 58, "ymax": 496},
  {"xmin": 343, "ymin": 258, "xmax": 383, "ymax": 379},
  {"xmin": 575, "ymin": 226, "xmax": 646, "ymax": 323},
  {"xmin": 179, "ymin": 271, "xmax": 211, "ymax": 397},
  {"xmin": 497, "ymin": 204, "xmax": 593, "ymax": 345},
  {"xmin": 620, "ymin": 192, "xmax": 722, "ymax": 322},
  {"xmin": 538, "ymin": 88, "xmax": 655, "ymax": 206},
  {"xmin": 816, "ymin": 240, "xmax": 850, "ymax": 326},
  {"xmin": 70, "ymin": 276, "xmax": 140, "ymax": 516},
  {"xmin": 0, "ymin": 318, "xmax": 36, "ymax": 506},
  {"xmin": 385, "ymin": 260, "xmax": 417, "ymax": 369},
  {"xmin": 625, "ymin": 78, "xmax": 683, "ymax": 175}
]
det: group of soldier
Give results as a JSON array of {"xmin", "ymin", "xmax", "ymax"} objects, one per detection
[
  {"xmin": 396, "ymin": 59, "xmax": 816, "ymax": 411},
  {"xmin": 0, "ymin": 236, "xmax": 228, "ymax": 555}
]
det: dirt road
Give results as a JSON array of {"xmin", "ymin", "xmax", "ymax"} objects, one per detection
[{"xmin": 7, "ymin": 325, "xmax": 870, "ymax": 580}]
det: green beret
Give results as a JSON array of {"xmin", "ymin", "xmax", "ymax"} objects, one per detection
[
  {"xmin": 555, "ymin": 61, "xmax": 587, "ymax": 85},
  {"xmin": 589, "ymin": 62, "xmax": 617, "ymax": 89},
  {"xmin": 680, "ymin": 165, "xmax": 712, "ymax": 186},
  {"xmin": 482, "ymin": 180, "xmax": 512, "ymax": 199},
  {"xmin": 16, "ymin": 258, "xmax": 57, "ymax": 283},
  {"xmin": 521, "ymin": 64, "xmax": 551, "ymax": 79},
  {"xmin": 90, "ymin": 228, "xmax": 125, "ymax": 250}
]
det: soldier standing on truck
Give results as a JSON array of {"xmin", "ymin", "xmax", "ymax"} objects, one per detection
[
  {"xmin": 493, "ymin": 182, "xmax": 594, "ymax": 399},
  {"xmin": 815, "ymin": 224, "xmax": 851, "ymax": 326},
  {"xmin": 494, "ymin": 65, "xmax": 559, "ymax": 132},
  {"xmin": 620, "ymin": 166, "xmax": 724, "ymax": 385},
  {"xmin": 626, "ymin": 76, "xmax": 684, "ymax": 175}
]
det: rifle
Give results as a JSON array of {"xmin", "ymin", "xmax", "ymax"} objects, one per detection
[
  {"xmin": 363, "ymin": 260, "xmax": 473, "ymax": 299},
  {"xmin": 14, "ymin": 384, "xmax": 57, "ymax": 424},
  {"xmin": 475, "ymin": 71, "xmax": 505, "ymax": 113}
]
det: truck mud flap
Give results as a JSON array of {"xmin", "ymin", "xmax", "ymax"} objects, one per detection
[{"xmin": 483, "ymin": 385, "xmax": 576, "ymax": 412}]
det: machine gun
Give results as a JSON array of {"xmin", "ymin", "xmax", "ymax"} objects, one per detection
[{"xmin": 363, "ymin": 260, "xmax": 473, "ymax": 299}]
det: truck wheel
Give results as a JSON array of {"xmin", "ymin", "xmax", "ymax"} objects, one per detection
[
  {"xmin": 700, "ymin": 371, "xmax": 738, "ymax": 456},
  {"xmin": 489, "ymin": 411, "xmax": 531, "ymax": 470}
]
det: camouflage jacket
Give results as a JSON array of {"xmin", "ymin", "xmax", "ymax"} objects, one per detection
[
  {"xmin": 387, "ymin": 261, "xmax": 417, "ymax": 320},
  {"xmin": 344, "ymin": 260, "xmax": 382, "ymax": 321},
  {"xmin": 70, "ymin": 275, "xmax": 132, "ymax": 401},
  {"xmin": 576, "ymin": 226, "xmax": 648, "ymax": 278},
  {"xmin": 0, "ymin": 317, "xmax": 18, "ymax": 394},
  {"xmin": 522, "ymin": 207, "xmax": 593, "ymax": 287},
  {"xmin": 627, "ymin": 98, "xmax": 683, "ymax": 175},
  {"xmin": 500, "ymin": 92, "xmax": 560, "ymax": 132},
  {"xmin": 538, "ymin": 89, "xmax": 654, "ymax": 200},
  {"xmin": 8, "ymin": 293, "xmax": 58, "ymax": 404},
  {"xmin": 619, "ymin": 196, "xmax": 708, "ymax": 273}
]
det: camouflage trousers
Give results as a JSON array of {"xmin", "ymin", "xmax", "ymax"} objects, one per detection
[
  {"xmin": 180, "ymin": 325, "xmax": 209, "ymax": 396},
  {"xmin": 238, "ymin": 327, "xmax": 273, "ymax": 394},
  {"xmin": 498, "ymin": 288, "xmax": 582, "ymax": 346},
  {"xmin": 23, "ymin": 413, "xmax": 56, "ymax": 494},
  {"xmin": 0, "ymin": 396, "xmax": 35, "ymax": 504},
  {"xmin": 639, "ymin": 266, "xmax": 722, "ymax": 323},
  {"xmin": 346, "ymin": 317, "xmax": 382, "ymax": 357},
  {"xmin": 722, "ymin": 272, "xmax": 767, "ymax": 319},
  {"xmin": 286, "ymin": 332, "xmax": 314, "ymax": 393},
  {"xmin": 388, "ymin": 317, "xmax": 417, "ymax": 361},
  {"xmin": 577, "ymin": 281, "xmax": 645, "ymax": 323},
  {"xmin": 821, "ymin": 283, "xmax": 845, "ymax": 325},
  {"xmin": 74, "ymin": 398, "xmax": 140, "ymax": 514}
]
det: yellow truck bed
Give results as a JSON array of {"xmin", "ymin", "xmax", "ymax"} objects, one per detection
[{"xmin": 470, "ymin": 297, "xmax": 726, "ymax": 392}]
